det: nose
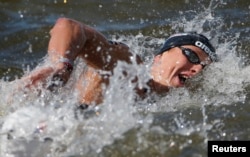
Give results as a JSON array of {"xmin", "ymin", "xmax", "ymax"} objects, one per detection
[{"xmin": 190, "ymin": 64, "xmax": 203, "ymax": 76}]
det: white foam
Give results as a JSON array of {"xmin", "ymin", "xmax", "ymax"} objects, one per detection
[{"xmin": 0, "ymin": 3, "xmax": 249, "ymax": 156}]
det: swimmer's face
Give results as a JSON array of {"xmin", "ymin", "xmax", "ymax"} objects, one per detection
[{"xmin": 150, "ymin": 45, "xmax": 211, "ymax": 88}]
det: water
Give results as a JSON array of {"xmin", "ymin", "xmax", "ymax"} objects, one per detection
[{"xmin": 1, "ymin": 0, "xmax": 250, "ymax": 156}]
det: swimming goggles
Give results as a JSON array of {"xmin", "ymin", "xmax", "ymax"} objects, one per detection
[{"xmin": 178, "ymin": 46, "xmax": 207, "ymax": 68}]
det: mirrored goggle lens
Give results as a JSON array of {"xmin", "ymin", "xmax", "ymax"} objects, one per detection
[{"xmin": 180, "ymin": 47, "xmax": 200, "ymax": 64}]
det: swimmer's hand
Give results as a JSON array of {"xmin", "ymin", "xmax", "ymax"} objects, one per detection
[{"xmin": 20, "ymin": 62, "xmax": 72, "ymax": 89}]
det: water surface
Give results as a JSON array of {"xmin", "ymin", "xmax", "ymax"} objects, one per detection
[{"xmin": 1, "ymin": 0, "xmax": 250, "ymax": 156}]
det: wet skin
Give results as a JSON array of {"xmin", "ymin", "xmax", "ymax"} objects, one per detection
[
  {"xmin": 19, "ymin": 18, "xmax": 211, "ymax": 105},
  {"xmin": 150, "ymin": 45, "xmax": 210, "ymax": 89}
]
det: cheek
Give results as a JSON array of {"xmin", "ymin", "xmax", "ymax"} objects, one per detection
[
  {"xmin": 159, "ymin": 68, "xmax": 169, "ymax": 76},
  {"xmin": 175, "ymin": 57, "xmax": 190, "ymax": 68}
]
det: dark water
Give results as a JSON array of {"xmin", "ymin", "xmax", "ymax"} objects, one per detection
[
  {"xmin": 1, "ymin": 0, "xmax": 250, "ymax": 78},
  {"xmin": 1, "ymin": 0, "xmax": 250, "ymax": 157}
]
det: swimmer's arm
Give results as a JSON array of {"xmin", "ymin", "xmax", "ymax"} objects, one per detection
[
  {"xmin": 73, "ymin": 18, "xmax": 142, "ymax": 70},
  {"xmin": 35, "ymin": 17, "xmax": 140, "ymax": 74},
  {"xmin": 20, "ymin": 17, "xmax": 142, "ymax": 88},
  {"xmin": 48, "ymin": 17, "xmax": 140, "ymax": 71},
  {"xmin": 80, "ymin": 25, "xmax": 140, "ymax": 70},
  {"xmin": 20, "ymin": 18, "xmax": 84, "ymax": 88}
]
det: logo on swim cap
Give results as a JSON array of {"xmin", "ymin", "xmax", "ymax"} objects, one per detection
[{"xmin": 195, "ymin": 41, "xmax": 216, "ymax": 60}]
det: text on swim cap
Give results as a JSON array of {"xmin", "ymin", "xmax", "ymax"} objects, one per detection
[{"xmin": 195, "ymin": 41, "xmax": 215, "ymax": 60}]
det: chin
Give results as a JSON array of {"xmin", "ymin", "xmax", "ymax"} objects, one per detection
[
  {"xmin": 152, "ymin": 81, "xmax": 169, "ymax": 93},
  {"xmin": 169, "ymin": 82, "xmax": 185, "ymax": 88}
]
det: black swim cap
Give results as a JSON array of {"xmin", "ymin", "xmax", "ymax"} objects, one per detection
[{"xmin": 158, "ymin": 32, "xmax": 217, "ymax": 62}]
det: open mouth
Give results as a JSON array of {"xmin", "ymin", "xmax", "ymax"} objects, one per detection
[{"xmin": 178, "ymin": 74, "xmax": 188, "ymax": 84}]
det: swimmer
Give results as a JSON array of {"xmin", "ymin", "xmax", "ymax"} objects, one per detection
[{"xmin": 19, "ymin": 18, "xmax": 217, "ymax": 107}]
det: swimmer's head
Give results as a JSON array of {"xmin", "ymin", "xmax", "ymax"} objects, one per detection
[{"xmin": 157, "ymin": 32, "xmax": 217, "ymax": 62}]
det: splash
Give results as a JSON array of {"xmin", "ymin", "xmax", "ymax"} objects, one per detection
[{"xmin": 0, "ymin": 1, "xmax": 249, "ymax": 157}]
